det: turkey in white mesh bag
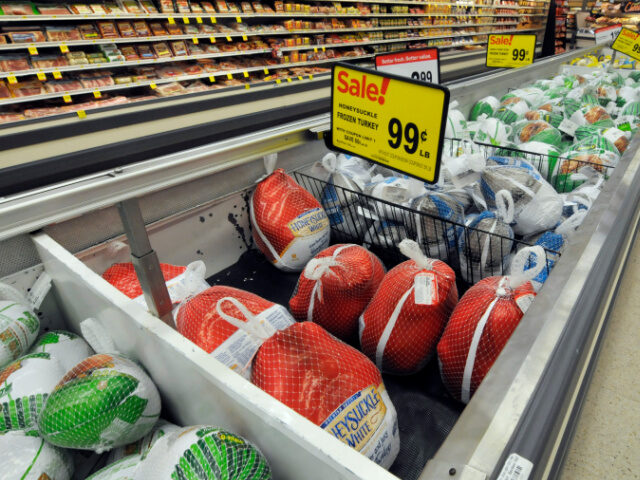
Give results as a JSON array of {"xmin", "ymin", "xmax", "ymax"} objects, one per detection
[
  {"xmin": 359, "ymin": 239, "xmax": 458, "ymax": 375},
  {"xmin": 289, "ymin": 244, "xmax": 385, "ymax": 341},
  {"xmin": 176, "ymin": 286, "xmax": 294, "ymax": 379},
  {"xmin": 252, "ymin": 321, "xmax": 400, "ymax": 468},
  {"xmin": 437, "ymin": 246, "xmax": 545, "ymax": 403},
  {"xmin": 480, "ymin": 164, "xmax": 563, "ymax": 236},
  {"xmin": 250, "ymin": 168, "xmax": 330, "ymax": 272}
]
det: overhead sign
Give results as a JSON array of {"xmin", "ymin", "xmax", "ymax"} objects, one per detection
[
  {"xmin": 486, "ymin": 34, "xmax": 536, "ymax": 68},
  {"xmin": 595, "ymin": 24, "xmax": 622, "ymax": 44},
  {"xmin": 612, "ymin": 27, "xmax": 640, "ymax": 60},
  {"xmin": 329, "ymin": 63, "xmax": 449, "ymax": 183},
  {"xmin": 375, "ymin": 48, "xmax": 440, "ymax": 84}
]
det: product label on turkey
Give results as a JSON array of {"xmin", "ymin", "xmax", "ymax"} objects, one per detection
[
  {"xmin": 612, "ymin": 27, "xmax": 640, "ymax": 61},
  {"xmin": 330, "ymin": 63, "xmax": 449, "ymax": 183},
  {"xmin": 414, "ymin": 272, "xmax": 438, "ymax": 305},
  {"xmin": 375, "ymin": 47, "xmax": 440, "ymax": 84},
  {"xmin": 515, "ymin": 293, "xmax": 535, "ymax": 314},
  {"xmin": 287, "ymin": 208, "xmax": 330, "ymax": 236},
  {"xmin": 321, "ymin": 384, "xmax": 395, "ymax": 463},
  {"xmin": 558, "ymin": 118, "xmax": 579, "ymax": 136},
  {"xmin": 497, "ymin": 453, "xmax": 533, "ymax": 480},
  {"xmin": 486, "ymin": 34, "xmax": 536, "ymax": 69},
  {"xmin": 133, "ymin": 270, "xmax": 208, "ymax": 309},
  {"xmin": 211, "ymin": 305, "xmax": 294, "ymax": 379}
]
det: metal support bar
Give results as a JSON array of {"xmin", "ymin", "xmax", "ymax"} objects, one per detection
[{"xmin": 117, "ymin": 198, "xmax": 174, "ymax": 326}]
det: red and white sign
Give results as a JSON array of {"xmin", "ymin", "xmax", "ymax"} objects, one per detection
[
  {"xmin": 595, "ymin": 24, "xmax": 622, "ymax": 45},
  {"xmin": 375, "ymin": 48, "xmax": 440, "ymax": 84}
]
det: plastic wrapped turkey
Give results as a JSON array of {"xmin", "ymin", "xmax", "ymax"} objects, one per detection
[
  {"xmin": 289, "ymin": 244, "xmax": 385, "ymax": 341},
  {"xmin": 252, "ymin": 321, "xmax": 400, "ymax": 469},
  {"xmin": 176, "ymin": 286, "xmax": 295, "ymax": 379},
  {"xmin": 437, "ymin": 246, "xmax": 545, "ymax": 403},
  {"xmin": 250, "ymin": 168, "xmax": 330, "ymax": 272},
  {"xmin": 359, "ymin": 239, "xmax": 458, "ymax": 375}
]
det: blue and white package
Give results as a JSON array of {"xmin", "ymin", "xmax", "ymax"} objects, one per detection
[
  {"xmin": 410, "ymin": 192, "xmax": 465, "ymax": 246},
  {"xmin": 514, "ymin": 231, "xmax": 564, "ymax": 291}
]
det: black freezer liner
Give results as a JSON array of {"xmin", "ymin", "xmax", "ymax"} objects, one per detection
[{"xmin": 207, "ymin": 248, "xmax": 464, "ymax": 480}]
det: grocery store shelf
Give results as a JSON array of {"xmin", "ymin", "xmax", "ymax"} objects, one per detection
[
  {"xmin": 0, "ymin": 22, "xmax": 519, "ymax": 52},
  {"xmin": 0, "ymin": 48, "xmax": 271, "ymax": 79},
  {"xmin": 0, "ymin": 11, "xmax": 548, "ymax": 21},
  {"xmin": 291, "ymin": 0, "xmax": 548, "ymax": 9}
]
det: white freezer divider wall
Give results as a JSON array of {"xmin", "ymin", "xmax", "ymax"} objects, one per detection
[{"xmin": 31, "ymin": 232, "xmax": 399, "ymax": 480}]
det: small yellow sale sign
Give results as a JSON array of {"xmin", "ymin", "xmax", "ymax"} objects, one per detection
[
  {"xmin": 486, "ymin": 34, "xmax": 536, "ymax": 68},
  {"xmin": 329, "ymin": 64, "xmax": 448, "ymax": 183},
  {"xmin": 612, "ymin": 27, "xmax": 640, "ymax": 61}
]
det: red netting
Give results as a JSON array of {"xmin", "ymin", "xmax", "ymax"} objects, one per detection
[
  {"xmin": 289, "ymin": 244, "xmax": 385, "ymax": 341},
  {"xmin": 102, "ymin": 262, "xmax": 186, "ymax": 299},
  {"xmin": 437, "ymin": 275, "xmax": 536, "ymax": 403},
  {"xmin": 250, "ymin": 168, "xmax": 330, "ymax": 272},
  {"xmin": 359, "ymin": 241, "xmax": 458, "ymax": 375}
]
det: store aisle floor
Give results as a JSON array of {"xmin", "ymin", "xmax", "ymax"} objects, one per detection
[{"xmin": 559, "ymin": 235, "xmax": 640, "ymax": 480}]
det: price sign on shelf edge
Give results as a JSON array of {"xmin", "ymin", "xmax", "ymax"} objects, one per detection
[
  {"xmin": 374, "ymin": 47, "xmax": 440, "ymax": 84},
  {"xmin": 595, "ymin": 24, "xmax": 622, "ymax": 45},
  {"xmin": 612, "ymin": 27, "xmax": 640, "ymax": 61},
  {"xmin": 328, "ymin": 63, "xmax": 449, "ymax": 184},
  {"xmin": 486, "ymin": 34, "xmax": 536, "ymax": 69}
]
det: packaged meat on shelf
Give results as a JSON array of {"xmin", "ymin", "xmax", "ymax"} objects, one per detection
[
  {"xmin": 0, "ymin": 0, "xmax": 548, "ymax": 124},
  {"xmin": 3, "ymin": 46, "xmax": 637, "ymax": 480}
]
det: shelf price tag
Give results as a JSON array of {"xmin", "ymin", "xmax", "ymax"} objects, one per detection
[
  {"xmin": 298, "ymin": 75, "xmax": 303, "ymax": 80},
  {"xmin": 7, "ymin": 75, "xmax": 17, "ymax": 84},
  {"xmin": 226, "ymin": 35, "xmax": 232, "ymax": 42},
  {"xmin": 309, "ymin": 74, "xmax": 314, "ymax": 79},
  {"xmin": 486, "ymin": 34, "xmax": 536, "ymax": 68},
  {"xmin": 196, "ymin": 16, "xmax": 203, "ymax": 23},
  {"xmin": 149, "ymin": 82, "xmax": 157, "ymax": 89},
  {"xmin": 612, "ymin": 27, "xmax": 640, "ymax": 61},
  {"xmin": 210, "ymin": 36, "xmax": 216, "ymax": 43},
  {"xmin": 211, "ymin": 16, "xmax": 217, "ymax": 23},
  {"xmin": 276, "ymin": 78, "xmax": 282, "ymax": 84},
  {"xmin": 287, "ymin": 77, "xmax": 292, "ymax": 82},
  {"xmin": 77, "ymin": 110, "xmax": 86, "ymax": 119},
  {"xmin": 168, "ymin": 16, "xmax": 175, "ymax": 24},
  {"xmin": 236, "ymin": 16, "xmax": 242, "ymax": 23},
  {"xmin": 28, "ymin": 45, "xmax": 38, "ymax": 55},
  {"xmin": 375, "ymin": 47, "xmax": 440, "ymax": 84},
  {"xmin": 192, "ymin": 37, "xmax": 199, "ymax": 44},
  {"xmin": 227, "ymin": 73, "xmax": 233, "ymax": 79},
  {"xmin": 245, "ymin": 84, "xmax": 250, "ymax": 89},
  {"xmin": 243, "ymin": 71, "xmax": 249, "ymax": 77},
  {"xmin": 263, "ymin": 67, "xmax": 269, "ymax": 74},
  {"xmin": 183, "ymin": 16, "xmax": 189, "ymax": 23},
  {"xmin": 63, "ymin": 93, "xmax": 72, "ymax": 103},
  {"xmin": 209, "ymin": 75, "xmax": 216, "ymax": 82},
  {"xmin": 595, "ymin": 24, "xmax": 621, "ymax": 45},
  {"xmin": 328, "ymin": 63, "xmax": 449, "ymax": 183},
  {"xmin": 242, "ymin": 34, "xmax": 248, "ymax": 41},
  {"xmin": 37, "ymin": 72, "xmax": 46, "ymax": 81},
  {"xmin": 60, "ymin": 44, "xmax": 69, "ymax": 53},
  {"xmin": 93, "ymin": 90, "xmax": 101, "ymax": 98}
]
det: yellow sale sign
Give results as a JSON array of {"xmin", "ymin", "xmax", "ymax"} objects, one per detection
[
  {"xmin": 486, "ymin": 34, "xmax": 536, "ymax": 68},
  {"xmin": 612, "ymin": 27, "xmax": 640, "ymax": 61},
  {"xmin": 329, "ymin": 63, "xmax": 449, "ymax": 183}
]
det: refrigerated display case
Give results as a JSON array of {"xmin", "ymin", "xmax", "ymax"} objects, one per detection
[{"xmin": 1, "ymin": 45, "xmax": 639, "ymax": 480}]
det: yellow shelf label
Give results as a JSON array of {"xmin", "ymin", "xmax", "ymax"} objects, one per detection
[
  {"xmin": 243, "ymin": 71, "xmax": 249, "ymax": 77},
  {"xmin": 314, "ymin": 47, "xmax": 318, "ymax": 53},
  {"xmin": 77, "ymin": 110, "xmax": 86, "ymax": 118},
  {"xmin": 60, "ymin": 44, "xmax": 69, "ymax": 53},
  {"xmin": 276, "ymin": 78, "xmax": 282, "ymax": 84},
  {"xmin": 236, "ymin": 16, "xmax": 242, "ymax": 23},
  {"xmin": 28, "ymin": 45, "xmax": 38, "ymax": 55},
  {"xmin": 322, "ymin": 46, "xmax": 326, "ymax": 52},
  {"xmin": 298, "ymin": 75, "xmax": 303, "ymax": 80},
  {"xmin": 227, "ymin": 73, "xmax": 233, "ymax": 79},
  {"xmin": 486, "ymin": 34, "xmax": 536, "ymax": 68},
  {"xmin": 7, "ymin": 75, "xmax": 17, "ymax": 84},
  {"xmin": 209, "ymin": 75, "xmax": 216, "ymax": 82},
  {"xmin": 211, "ymin": 16, "xmax": 217, "ymax": 23},
  {"xmin": 183, "ymin": 16, "xmax": 189, "ymax": 23},
  {"xmin": 93, "ymin": 90, "xmax": 102, "ymax": 98},
  {"xmin": 196, "ymin": 16, "xmax": 203, "ymax": 23},
  {"xmin": 309, "ymin": 74, "xmax": 314, "ymax": 80},
  {"xmin": 612, "ymin": 27, "xmax": 640, "ymax": 61},
  {"xmin": 37, "ymin": 71, "xmax": 46, "ymax": 81},
  {"xmin": 168, "ymin": 16, "xmax": 175, "ymax": 24},
  {"xmin": 226, "ymin": 35, "xmax": 232, "ymax": 42},
  {"xmin": 242, "ymin": 34, "xmax": 247, "ymax": 41},
  {"xmin": 245, "ymin": 84, "xmax": 250, "ymax": 89},
  {"xmin": 210, "ymin": 36, "xmax": 216, "ymax": 43},
  {"xmin": 150, "ymin": 82, "xmax": 157, "ymax": 89},
  {"xmin": 53, "ymin": 70, "xmax": 62, "ymax": 79},
  {"xmin": 192, "ymin": 37, "xmax": 199, "ymax": 44},
  {"xmin": 329, "ymin": 64, "xmax": 448, "ymax": 184},
  {"xmin": 63, "ymin": 93, "xmax": 72, "ymax": 103},
  {"xmin": 287, "ymin": 77, "xmax": 292, "ymax": 82},
  {"xmin": 263, "ymin": 67, "xmax": 269, "ymax": 74}
]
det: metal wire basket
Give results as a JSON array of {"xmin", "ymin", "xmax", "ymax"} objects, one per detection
[
  {"xmin": 294, "ymin": 170, "xmax": 560, "ymax": 289},
  {"xmin": 443, "ymin": 138, "xmax": 615, "ymax": 193}
]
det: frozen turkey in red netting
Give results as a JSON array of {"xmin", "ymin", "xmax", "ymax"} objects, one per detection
[
  {"xmin": 437, "ymin": 246, "xmax": 545, "ymax": 403},
  {"xmin": 359, "ymin": 239, "xmax": 458, "ymax": 375},
  {"xmin": 289, "ymin": 244, "xmax": 385, "ymax": 341},
  {"xmin": 176, "ymin": 286, "xmax": 294, "ymax": 378},
  {"xmin": 102, "ymin": 262, "xmax": 186, "ymax": 299},
  {"xmin": 251, "ymin": 321, "xmax": 400, "ymax": 469},
  {"xmin": 250, "ymin": 168, "xmax": 330, "ymax": 272}
]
